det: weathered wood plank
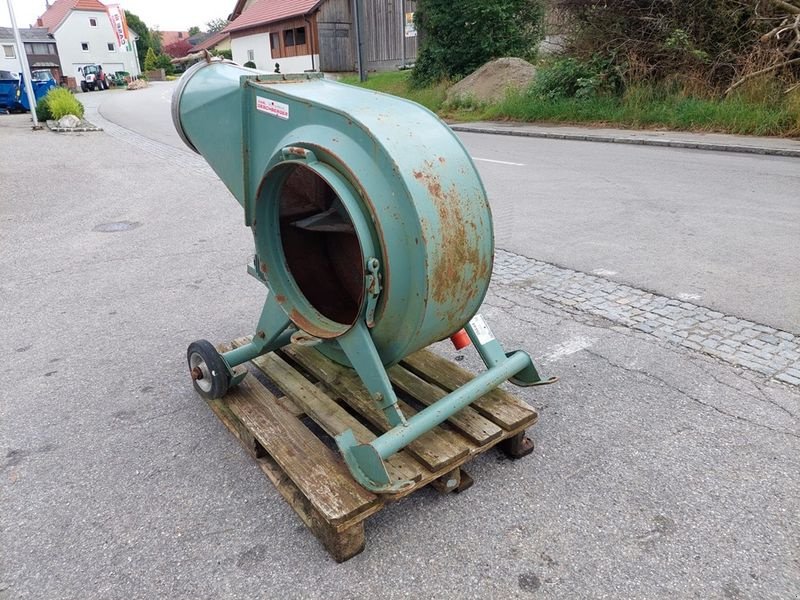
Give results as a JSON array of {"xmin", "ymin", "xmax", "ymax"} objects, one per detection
[
  {"xmin": 227, "ymin": 377, "xmax": 378, "ymax": 525},
  {"xmin": 401, "ymin": 350, "xmax": 538, "ymax": 432},
  {"xmin": 255, "ymin": 450, "xmax": 366, "ymax": 562},
  {"xmin": 387, "ymin": 364, "xmax": 503, "ymax": 446},
  {"xmin": 248, "ymin": 352, "xmax": 425, "ymax": 486},
  {"xmin": 282, "ymin": 345, "xmax": 469, "ymax": 473}
]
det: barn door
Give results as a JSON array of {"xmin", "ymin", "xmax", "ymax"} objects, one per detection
[{"xmin": 318, "ymin": 21, "xmax": 354, "ymax": 72}]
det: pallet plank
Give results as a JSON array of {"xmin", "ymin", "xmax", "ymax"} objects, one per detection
[
  {"xmin": 282, "ymin": 345, "xmax": 469, "ymax": 473},
  {"xmin": 387, "ymin": 365, "xmax": 503, "ymax": 446},
  {"xmin": 255, "ymin": 450, "xmax": 366, "ymax": 562},
  {"xmin": 402, "ymin": 350, "xmax": 538, "ymax": 431},
  {"xmin": 248, "ymin": 352, "xmax": 425, "ymax": 485},
  {"xmin": 227, "ymin": 378, "xmax": 378, "ymax": 525}
]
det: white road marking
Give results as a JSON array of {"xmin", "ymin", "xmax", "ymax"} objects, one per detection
[
  {"xmin": 471, "ymin": 156, "xmax": 525, "ymax": 166},
  {"xmin": 544, "ymin": 336, "xmax": 597, "ymax": 362},
  {"xmin": 678, "ymin": 293, "xmax": 702, "ymax": 301}
]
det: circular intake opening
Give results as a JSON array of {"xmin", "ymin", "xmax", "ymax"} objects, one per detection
[{"xmin": 277, "ymin": 163, "xmax": 365, "ymax": 326}]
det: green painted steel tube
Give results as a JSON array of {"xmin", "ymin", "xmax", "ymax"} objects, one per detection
[
  {"xmin": 372, "ymin": 351, "xmax": 533, "ymax": 459},
  {"xmin": 221, "ymin": 328, "xmax": 295, "ymax": 367}
]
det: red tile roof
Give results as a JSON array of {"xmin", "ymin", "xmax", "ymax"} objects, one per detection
[
  {"xmin": 38, "ymin": 0, "xmax": 109, "ymax": 33},
  {"xmin": 160, "ymin": 30, "xmax": 190, "ymax": 48},
  {"xmin": 224, "ymin": 0, "xmax": 321, "ymax": 34},
  {"xmin": 192, "ymin": 30, "xmax": 229, "ymax": 52}
]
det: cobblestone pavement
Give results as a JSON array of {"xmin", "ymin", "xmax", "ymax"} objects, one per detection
[
  {"xmin": 84, "ymin": 100, "xmax": 800, "ymax": 389},
  {"xmin": 493, "ymin": 249, "xmax": 800, "ymax": 386}
]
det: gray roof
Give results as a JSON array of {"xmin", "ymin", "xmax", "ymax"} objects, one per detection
[{"xmin": 0, "ymin": 27, "xmax": 54, "ymax": 43}]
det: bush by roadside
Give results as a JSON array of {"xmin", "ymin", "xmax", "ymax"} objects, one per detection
[
  {"xmin": 35, "ymin": 87, "xmax": 85, "ymax": 122},
  {"xmin": 342, "ymin": 69, "xmax": 800, "ymax": 137}
]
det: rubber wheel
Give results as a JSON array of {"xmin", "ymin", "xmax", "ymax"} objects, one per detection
[
  {"xmin": 81, "ymin": 82, "xmax": 87, "ymax": 92},
  {"xmin": 187, "ymin": 340, "xmax": 230, "ymax": 400}
]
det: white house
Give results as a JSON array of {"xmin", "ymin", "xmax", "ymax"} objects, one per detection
[
  {"xmin": 37, "ymin": 0, "xmax": 139, "ymax": 85},
  {"xmin": 1, "ymin": 26, "xmax": 62, "ymax": 79},
  {"xmin": 222, "ymin": 0, "xmax": 418, "ymax": 74}
]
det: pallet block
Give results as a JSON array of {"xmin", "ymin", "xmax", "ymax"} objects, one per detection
[{"xmin": 205, "ymin": 339, "xmax": 538, "ymax": 562}]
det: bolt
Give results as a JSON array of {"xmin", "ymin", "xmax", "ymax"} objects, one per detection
[{"xmin": 191, "ymin": 367, "xmax": 203, "ymax": 381}]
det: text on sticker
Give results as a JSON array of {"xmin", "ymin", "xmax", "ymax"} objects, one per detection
[{"xmin": 256, "ymin": 96, "xmax": 290, "ymax": 120}]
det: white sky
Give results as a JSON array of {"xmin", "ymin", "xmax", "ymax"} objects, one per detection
[{"xmin": 1, "ymin": 0, "xmax": 233, "ymax": 32}]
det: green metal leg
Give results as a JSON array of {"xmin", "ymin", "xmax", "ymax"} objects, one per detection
[
  {"xmin": 336, "ymin": 321, "xmax": 407, "ymax": 427},
  {"xmin": 222, "ymin": 292, "xmax": 294, "ymax": 370},
  {"xmin": 464, "ymin": 315, "xmax": 557, "ymax": 387},
  {"xmin": 336, "ymin": 347, "xmax": 540, "ymax": 493}
]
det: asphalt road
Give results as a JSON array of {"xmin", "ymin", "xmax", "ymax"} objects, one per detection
[
  {"xmin": 1, "ymin": 84, "xmax": 798, "ymax": 599},
  {"xmin": 94, "ymin": 82, "xmax": 800, "ymax": 334}
]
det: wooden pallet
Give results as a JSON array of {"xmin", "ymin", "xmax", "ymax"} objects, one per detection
[{"xmin": 205, "ymin": 339, "xmax": 538, "ymax": 562}]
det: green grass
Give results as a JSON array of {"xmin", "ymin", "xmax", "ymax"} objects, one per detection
[
  {"xmin": 340, "ymin": 71, "xmax": 800, "ymax": 137},
  {"xmin": 339, "ymin": 71, "xmax": 448, "ymax": 113}
]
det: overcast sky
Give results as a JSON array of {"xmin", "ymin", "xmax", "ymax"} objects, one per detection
[{"xmin": 2, "ymin": 0, "xmax": 233, "ymax": 31}]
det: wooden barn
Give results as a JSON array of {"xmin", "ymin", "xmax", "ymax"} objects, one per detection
[{"xmin": 225, "ymin": 0, "xmax": 418, "ymax": 73}]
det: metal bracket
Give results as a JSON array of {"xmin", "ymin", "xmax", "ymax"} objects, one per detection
[
  {"xmin": 364, "ymin": 257, "xmax": 382, "ymax": 328},
  {"xmin": 280, "ymin": 145, "xmax": 317, "ymax": 163},
  {"xmin": 247, "ymin": 254, "xmax": 268, "ymax": 283},
  {"xmin": 465, "ymin": 314, "xmax": 557, "ymax": 387}
]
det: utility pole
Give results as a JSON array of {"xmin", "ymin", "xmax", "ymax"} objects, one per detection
[
  {"xmin": 6, "ymin": 0, "xmax": 40, "ymax": 128},
  {"xmin": 353, "ymin": 0, "xmax": 366, "ymax": 82}
]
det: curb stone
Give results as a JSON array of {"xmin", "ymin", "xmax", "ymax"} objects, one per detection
[
  {"xmin": 449, "ymin": 124, "xmax": 800, "ymax": 158},
  {"xmin": 46, "ymin": 119, "xmax": 103, "ymax": 133}
]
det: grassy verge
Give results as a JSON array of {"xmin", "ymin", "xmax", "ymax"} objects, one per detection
[{"xmin": 340, "ymin": 71, "xmax": 800, "ymax": 137}]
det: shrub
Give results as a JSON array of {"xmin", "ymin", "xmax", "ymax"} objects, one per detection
[
  {"xmin": 530, "ymin": 56, "xmax": 623, "ymax": 100},
  {"xmin": 243, "ymin": 60, "xmax": 256, "ymax": 68},
  {"xmin": 412, "ymin": 0, "xmax": 545, "ymax": 86},
  {"xmin": 35, "ymin": 95, "xmax": 52, "ymax": 121},
  {"xmin": 42, "ymin": 87, "xmax": 85, "ymax": 120},
  {"xmin": 143, "ymin": 47, "xmax": 158, "ymax": 72}
]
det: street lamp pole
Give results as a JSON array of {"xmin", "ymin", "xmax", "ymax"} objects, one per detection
[{"xmin": 6, "ymin": 0, "xmax": 40, "ymax": 128}]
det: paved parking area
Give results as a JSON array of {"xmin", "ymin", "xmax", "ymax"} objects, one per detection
[{"xmin": 1, "ymin": 113, "xmax": 798, "ymax": 599}]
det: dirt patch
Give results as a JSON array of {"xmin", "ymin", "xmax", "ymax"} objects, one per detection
[{"xmin": 446, "ymin": 57, "xmax": 537, "ymax": 105}]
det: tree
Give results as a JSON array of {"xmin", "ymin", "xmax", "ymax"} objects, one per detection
[
  {"xmin": 143, "ymin": 47, "xmax": 158, "ymax": 72},
  {"xmin": 206, "ymin": 18, "xmax": 229, "ymax": 33},
  {"xmin": 412, "ymin": 0, "xmax": 544, "ymax": 85},
  {"xmin": 125, "ymin": 10, "xmax": 160, "ymax": 70},
  {"xmin": 164, "ymin": 39, "xmax": 192, "ymax": 58},
  {"xmin": 188, "ymin": 26, "xmax": 201, "ymax": 36}
]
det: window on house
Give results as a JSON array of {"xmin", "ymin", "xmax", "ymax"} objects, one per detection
[
  {"xmin": 2, "ymin": 44, "xmax": 15, "ymax": 59},
  {"xmin": 108, "ymin": 42, "xmax": 115, "ymax": 51},
  {"xmin": 296, "ymin": 27, "xmax": 306, "ymax": 45},
  {"xmin": 89, "ymin": 18, "xmax": 97, "ymax": 27},
  {"xmin": 81, "ymin": 42, "xmax": 89, "ymax": 51},
  {"xmin": 269, "ymin": 32, "xmax": 279, "ymax": 51},
  {"xmin": 178, "ymin": 32, "xmax": 183, "ymax": 38},
  {"xmin": 284, "ymin": 29, "xmax": 294, "ymax": 47},
  {"xmin": 26, "ymin": 43, "xmax": 53, "ymax": 55},
  {"xmin": 247, "ymin": 49, "xmax": 255, "ymax": 62}
]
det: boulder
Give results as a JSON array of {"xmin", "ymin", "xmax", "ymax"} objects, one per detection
[{"xmin": 57, "ymin": 114, "xmax": 81, "ymax": 128}]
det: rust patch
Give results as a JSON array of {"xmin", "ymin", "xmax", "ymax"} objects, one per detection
[
  {"xmin": 275, "ymin": 294, "xmax": 286, "ymax": 303},
  {"xmin": 288, "ymin": 309, "xmax": 342, "ymax": 340},
  {"xmin": 413, "ymin": 167, "xmax": 491, "ymax": 325},
  {"xmin": 438, "ymin": 156, "xmax": 446, "ymax": 164}
]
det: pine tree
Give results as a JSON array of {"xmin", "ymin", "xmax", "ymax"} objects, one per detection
[{"xmin": 143, "ymin": 47, "xmax": 158, "ymax": 72}]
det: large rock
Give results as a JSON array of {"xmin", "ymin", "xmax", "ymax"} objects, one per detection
[
  {"xmin": 446, "ymin": 57, "xmax": 537, "ymax": 105},
  {"xmin": 57, "ymin": 114, "xmax": 81, "ymax": 128}
]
